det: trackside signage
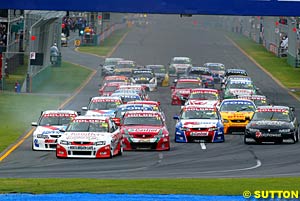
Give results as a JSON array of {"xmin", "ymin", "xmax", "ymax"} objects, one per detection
[{"xmin": 1, "ymin": 0, "xmax": 300, "ymax": 16}]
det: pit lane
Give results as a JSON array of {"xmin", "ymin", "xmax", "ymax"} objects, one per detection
[{"xmin": 0, "ymin": 15, "xmax": 299, "ymax": 178}]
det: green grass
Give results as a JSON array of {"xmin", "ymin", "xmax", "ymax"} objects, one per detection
[
  {"xmin": 0, "ymin": 178, "xmax": 300, "ymax": 194},
  {"xmin": 77, "ymin": 28, "xmax": 129, "ymax": 56},
  {"xmin": 227, "ymin": 32, "xmax": 300, "ymax": 89},
  {"xmin": 34, "ymin": 61, "xmax": 92, "ymax": 93},
  {"xmin": 0, "ymin": 93, "xmax": 63, "ymax": 151},
  {"xmin": 0, "ymin": 62, "xmax": 92, "ymax": 152}
]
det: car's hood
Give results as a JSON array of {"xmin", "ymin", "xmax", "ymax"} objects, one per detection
[
  {"xmin": 180, "ymin": 119, "xmax": 218, "ymax": 128},
  {"xmin": 186, "ymin": 99, "xmax": 219, "ymax": 107},
  {"xmin": 61, "ymin": 132, "xmax": 112, "ymax": 142},
  {"xmin": 86, "ymin": 110, "xmax": 115, "ymax": 117},
  {"xmin": 34, "ymin": 125, "xmax": 67, "ymax": 134},
  {"xmin": 220, "ymin": 111, "xmax": 254, "ymax": 119},
  {"xmin": 248, "ymin": 120, "xmax": 292, "ymax": 129}
]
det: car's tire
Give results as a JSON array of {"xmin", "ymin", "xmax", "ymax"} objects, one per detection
[
  {"xmin": 291, "ymin": 132, "xmax": 298, "ymax": 144},
  {"xmin": 244, "ymin": 136, "xmax": 251, "ymax": 144},
  {"xmin": 117, "ymin": 142, "xmax": 123, "ymax": 156}
]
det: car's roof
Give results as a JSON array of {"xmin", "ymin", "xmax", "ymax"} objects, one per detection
[
  {"xmin": 91, "ymin": 96, "xmax": 122, "ymax": 100},
  {"xmin": 204, "ymin": 63, "xmax": 225, "ymax": 66},
  {"xmin": 226, "ymin": 68, "xmax": 247, "ymax": 73},
  {"xmin": 104, "ymin": 75, "xmax": 128, "ymax": 80},
  {"xmin": 74, "ymin": 115, "xmax": 108, "ymax": 121},
  {"xmin": 127, "ymin": 100, "xmax": 160, "ymax": 105},
  {"xmin": 105, "ymin": 58, "xmax": 124, "ymax": 61},
  {"xmin": 183, "ymin": 105, "xmax": 216, "ymax": 110},
  {"xmin": 42, "ymin": 110, "xmax": 78, "ymax": 115},
  {"xmin": 191, "ymin": 88, "xmax": 218, "ymax": 93},
  {"xmin": 117, "ymin": 60, "xmax": 136, "ymax": 64},
  {"xmin": 172, "ymin": 57, "xmax": 191, "ymax": 60},
  {"xmin": 190, "ymin": 66, "xmax": 210, "ymax": 71},
  {"xmin": 238, "ymin": 95, "xmax": 266, "ymax": 100},
  {"xmin": 256, "ymin": 105, "xmax": 290, "ymax": 111},
  {"xmin": 177, "ymin": 79, "xmax": 200, "ymax": 82},
  {"xmin": 124, "ymin": 110, "xmax": 161, "ymax": 115},
  {"xmin": 221, "ymin": 99, "xmax": 255, "ymax": 104},
  {"xmin": 146, "ymin": 65, "xmax": 165, "ymax": 68}
]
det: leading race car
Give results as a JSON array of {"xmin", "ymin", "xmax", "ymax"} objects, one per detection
[
  {"xmin": 32, "ymin": 110, "xmax": 79, "ymax": 151},
  {"xmin": 219, "ymin": 99, "xmax": 256, "ymax": 134},
  {"xmin": 56, "ymin": 116, "xmax": 122, "ymax": 158},
  {"xmin": 244, "ymin": 106, "xmax": 299, "ymax": 144},
  {"xmin": 173, "ymin": 105, "xmax": 224, "ymax": 143},
  {"xmin": 169, "ymin": 57, "xmax": 192, "ymax": 77},
  {"xmin": 120, "ymin": 111, "xmax": 170, "ymax": 151}
]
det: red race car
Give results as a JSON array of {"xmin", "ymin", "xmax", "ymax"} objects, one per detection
[
  {"xmin": 171, "ymin": 78, "xmax": 202, "ymax": 105},
  {"xmin": 102, "ymin": 75, "xmax": 130, "ymax": 85},
  {"xmin": 99, "ymin": 82, "xmax": 125, "ymax": 96},
  {"xmin": 185, "ymin": 88, "xmax": 220, "ymax": 108},
  {"xmin": 119, "ymin": 111, "xmax": 170, "ymax": 151}
]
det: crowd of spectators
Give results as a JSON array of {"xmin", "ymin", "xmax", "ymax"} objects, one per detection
[{"xmin": 0, "ymin": 23, "xmax": 7, "ymax": 53}]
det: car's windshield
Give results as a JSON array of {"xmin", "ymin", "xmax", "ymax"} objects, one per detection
[
  {"xmin": 173, "ymin": 59, "xmax": 190, "ymax": 64},
  {"xmin": 220, "ymin": 102, "xmax": 255, "ymax": 112},
  {"xmin": 133, "ymin": 73, "xmax": 153, "ymax": 78},
  {"xmin": 115, "ymin": 106, "xmax": 153, "ymax": 118},
  {"xmin": 208, "ymin": 65, "xmax": 224, "ymax": 71},
  {"xmin": 176, "ymin": 82, "xmax": 199, "ymax": 89},
  {"xmin": 123, "ymin": 116, "xmax": 162, "ymax": 125},
  {"xmin": 227, "ymin": 82, "xmax": 254, "ymax": 90},
  {"xmin": 181, "ymin": 110, "xmax": 218, "ymax": 119},
  {"xmin": 104, "ymin": 86, "xmax": 118, "ymax": 92},
  {"xmin": 89, "ymin": 101, "xmax": 120, "ymax": 110},
  {"xmin": 149, "ymin": 67, "xmax": 165, "ymax": 73},
  {"xmin": 189, "ymin": 92, "xmax": 218, "ymax": 100},
  {"xmin": 39, "ymin": 115, "xmax": 75, "ymax": 126},
  {"xmin": 252, "ymin": 111, "xmax": 290, "ymax": 121},
  {"xmin": 67, "ymin": 120, "xmax": 109, "ymax": 132},
  {"xmin": 188, "ymin": 70, "xmax": 211, "ymax": 76},
  {"xmin": 104, "ymin": 60, "xmax": 120, "ymax": 66},
  {"xmin": 116, "ymin": 63, "xmax": 136, "ymax": 68}
]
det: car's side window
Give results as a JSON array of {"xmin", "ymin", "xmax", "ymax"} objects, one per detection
[{"xmin": 289, "ymin": 110, "xmax": 295, "ymax": 122}]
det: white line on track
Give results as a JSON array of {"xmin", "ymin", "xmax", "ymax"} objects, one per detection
[{"xmin": 200, "ymin": 142, "xmax": 206, "ymax": 150}]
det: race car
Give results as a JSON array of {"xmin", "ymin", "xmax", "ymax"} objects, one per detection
[
  {"xmin": 113, "ymin": 103, "xmax": 155, "ymax": 125},
  {"xmin": 82, "ymin": 96, "xmax": 122, "ymax": 117},
  {"xmin": 99, "ymin": 82, "xmax": 124, "ymax": 96},
  {"xmin": 184, "ymin": 88, "xmax": 220, "ymax": 108},
  {"xmin": 203, "ymin": 63, "xmax": 226, "ymax": 83},
  {"xmin": 56, "ymin": 116, "xmax": 122, "ymax": 158},
  {"xmin": 186, "ymin": 67, "xmax": 215, "ymax": 88},
  {"xmin": 169, "ymin": 57, "xmax": 192, "ymax": 77},
  {"xmin": 111, "ymin": 92, "xmax": 142, "ymax": 103},
  {"xmin": 118, "ymin": 84, "xmax": 149, "ymax": 100},
  {"xmin": 115, "ymin": 60, "xmax": 137, "ymax": 69},
  {"xmin": 223, "ymin": 79, "xmax": 257, "ymax": 99},
  {"xmin": 100, "ymin": 57, "xmax": 124, "ymax": 76},
  {"xmin": 31, "ymin": 110, "xmax": 79, "ymax": 151},
  {"xmin": 222, "ymin": 68, "xmax": 248, "ymax": 85},
  {"xmin": 145, "ymin": 65, "xmax": 169, "ymax": 86},
  {"xmin": 238, "ymin": 94, "xmax": 268, "ymax": 107},
  {"xmin": 130, "ymin": 69, "xmax": 157, "ymax": 91},
  {"xmin": 102, "ymin": 75, "xmax": 130, "ymax": 86},
  {"xmin": 171, "ymin": 78, "xmax": 202, "ymax": 105},
  {"xmin": 219, "ymin": 99, "xmax": 256, "ymax": 134},
  {"xmin": 127, "ymin": 100, "xmax": 166, "ymax": 121},
  {"xmin": 173, "ymin": 105, "xmax": 224, "ymax": 143},
  {"xmin": 244, "ymin": 106, "xmax": 299, "ymax": 144},
  {"xmin": 120, "ymin": 111, "xmax": 170, "ymax": 151}
]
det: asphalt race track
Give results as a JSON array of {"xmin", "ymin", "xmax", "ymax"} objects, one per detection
[{"xmin": 0, "ymin": 15, "xmax": 300, "ymax": 178}]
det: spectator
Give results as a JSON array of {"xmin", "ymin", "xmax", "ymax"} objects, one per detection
[{"xmin": 50, "ymin": 43, "xmax": 59, "ymax": 64}]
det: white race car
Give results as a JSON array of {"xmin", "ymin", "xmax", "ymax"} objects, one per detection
[
  {"xmin": 56, "ymin": 116, "xmax": 122, "ymax": 158},
  {"xmin": 32, "ymin": 110, "xmax": 79, "ymax": 151}
]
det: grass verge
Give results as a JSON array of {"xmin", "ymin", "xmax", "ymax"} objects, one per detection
[
  {"xmin": 227, "ymin": 32, "xmax": 300, "ymax": 91},
  {"xmin": 34, "ymin": 61, "xmax": 92, "ymax": 94},
  {"xmin": 0, "ymin": 62, "xmax": 92, "ymax": 153},
  {"xmin": 77, "ymin": 28, "xmax": 129, "ymax": 57},
  {"xmin": 0, "ymin": 178, "xmax": 300, "ymax": 194}
]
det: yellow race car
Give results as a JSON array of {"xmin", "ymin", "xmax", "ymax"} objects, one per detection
[{"xmin": 219, "ymin": 99, "xmax": 256, "ymax": 134}]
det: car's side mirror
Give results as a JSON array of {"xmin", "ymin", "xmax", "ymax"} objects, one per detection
[
  {"xmin": 112, "ymin": 117, "xmax": 121, "ymax": 126},
  {"xmin": 170, "ymin": 86, "xmax": 175, "ymax": 90},
  {"xmin": 173, "ymin": 115, "xmax": 180, "ymax": 120},
  {"xmin": 77, "ymin": 111, "xmax": 81, "ymax": 116},
  {"xmin": 31, "ymin": 122, "xmax": 38, "ymax": 127}
]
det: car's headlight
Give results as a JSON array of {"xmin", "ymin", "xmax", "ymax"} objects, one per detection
[
  {"xmin": 60, "ymin": 140, "xmax": 70, "ymax": 145},
  {"xmin": 37, "ymin": 134, "xmax": 48, "ymax": 139},
  {"xmin": 223, "ymin": 119, "xmax": 229, "ymax": 123},
  {"xmin": 208, "ymin": 127, "xmax": 218, "ymax": 131},
  {"xmin": 149, "ymin": 78, "xmax": 156, "ymax": 84},
  {"xmin": 248, "ymin": 128, "xmax": 259, "ymax": 132},
  {"xmin": 279, "ymin": 129, "xmax": 291, "ymax": 133},
  {"xmin": 95, "ymin": 141, "xmax": 106, "ymax": 145}
]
